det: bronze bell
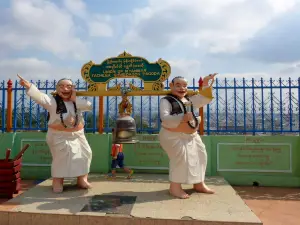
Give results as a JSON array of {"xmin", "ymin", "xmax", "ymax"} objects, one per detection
[
  {"xmin": 112, "ymin": 91, "xmax": 139, "ymax": 144},
  {"xmin": 112, "ymin": 115, "xmax": 138, "ymax": 144}
]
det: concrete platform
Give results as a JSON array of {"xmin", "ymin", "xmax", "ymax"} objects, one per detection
[{"xmin": 0, "ymin": 174, "xmax": 262, "ymax": 225}]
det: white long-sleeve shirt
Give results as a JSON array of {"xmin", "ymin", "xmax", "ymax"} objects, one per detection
[
  {"xmin": 160, "ymin": 88, "xmax": 213, "ymax": 128},
  {"xmin": 26, "ymin": 84, "xmax": 92, "ymax": 126}
]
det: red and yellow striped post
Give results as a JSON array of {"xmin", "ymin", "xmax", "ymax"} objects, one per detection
[
  {"xmin": 98, "ymin": 96, "xmax": 104, "ymax": 134},
  {"xmin": 198, "ymin": 77, "xmax": 204, "ymax": 135},
  {"xmin": 6, "ymin": 79, "xmax": 13, "ymax": 132}
]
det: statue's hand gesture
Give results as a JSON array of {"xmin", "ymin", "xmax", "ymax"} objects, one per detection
[
  {"xmin": 203, "ymin": 73, "xmax": 217, "ymax": 87},
  {"xmin": 70, "ymin": 85, "xmax": 76, "ymax": 102},
  {"xmin": 17, "ymin": 74, "xmax": 31, "ymax": 89}
]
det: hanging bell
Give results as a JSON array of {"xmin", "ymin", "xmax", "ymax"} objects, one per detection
[
  {"xmin": 112, "ymin": 87, "xmax": 139, "ymax": 144},
  {"xmin": 112, "ymin": 115, "xmax": 139, "ymax": 144}
]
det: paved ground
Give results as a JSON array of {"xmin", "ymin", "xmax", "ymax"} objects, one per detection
[
  {"xmin": 1, "ymin": 177, "xmax": 299, "ymax": 225},
  {"xmin": 0, "ymin": 174, "xmax": 260, "ymax": 225},
  {"xmin": 233, "ymin": 186, "xmax": 300, "ymax": 225}
]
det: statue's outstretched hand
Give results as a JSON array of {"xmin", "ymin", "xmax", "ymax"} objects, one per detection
[
  {"xmin": 17, "ymin": 74, "xmax": 31, "ymax": 89},
  {"xmin": 203, "ymin": 73, "xmax": 218, "ymax": 87}
]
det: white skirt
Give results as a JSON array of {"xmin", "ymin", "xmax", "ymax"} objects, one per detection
[
  {"xmin": 159, "ymin": 128, "xmax": 207, "ymax": 184},
  {"xmin": 46, "ymin": 128, "xmax": 92, "ymax": 178}
]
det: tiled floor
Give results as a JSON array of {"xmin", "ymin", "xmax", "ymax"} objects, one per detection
[
  {"xmin": 233, "ymin": 186, "xmax": 300, "ymax": 225},
  {"xmin": 1, "ymin": 180, "xmax": 300, "ymax": 225}
]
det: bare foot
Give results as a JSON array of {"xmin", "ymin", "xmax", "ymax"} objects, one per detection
[
  {"xmin": 194, "ymin": 183, "xmax": 215, "ymax": 194},
  {"xmin": 52, "ymin": 178, "xmax": 63, "ymax": 193},
  {"xmin": 77, "ymin": 176, "xmax": 92, "ymax": 189},
  {"xmin": 169, "ymin": 188, "xmax": 190, "ymax": 199},
  {"xmin": 77, "ymin": 180, "xmax": 92, "ymax": 189}
]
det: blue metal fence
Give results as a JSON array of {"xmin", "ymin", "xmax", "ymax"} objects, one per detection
[
  {"xmin": 208, "ymin": 78, "xmax": 299, "ymax": 135},
  {"xmin": 0, "ymin": 77, "xmax": 299, "ymax": 135},
  {"xmin": 0, "ymin": 80, "xmax": 6, "ymax": 132}
]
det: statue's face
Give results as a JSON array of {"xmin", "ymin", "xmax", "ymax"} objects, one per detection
[
  {"xmin": 170, "ymin": 77, "xmax": 188, "ymax": 98},
  {"xmin": 56, "ymin": 79, "xmax": 73, "ymax": 100}
]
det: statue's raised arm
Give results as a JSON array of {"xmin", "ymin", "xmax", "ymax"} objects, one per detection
[
  {"xmin": 202, "ymin": 73, "xmax": 217, "ymax": 87},
  {"xmin": 189, "ymin": 73, "xmax": 218, "ymax": 109},
  {"xmin": 17, "ymin": 74, "xmax": 52, "ymax": 110},
  {"xmin": 17, "ymin": 74, "xmax": 31, "ymax": 89}
]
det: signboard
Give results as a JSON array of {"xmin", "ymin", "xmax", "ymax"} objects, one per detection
[
  {"xmin": 81, "ymin": 51, "xmax": 171, "ymax": 92},
  {"xmin": 217, "ymin": 142, "xmax": 292, "ymax": 173},
  {"xmin": 20, "ymin": 139, "xmax": 51, "ymax": 166},
  {"xmin": 123, "ymin": 135, "xmax": 169, "ymax": 170}
]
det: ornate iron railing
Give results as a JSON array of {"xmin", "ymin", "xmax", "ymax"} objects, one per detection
[{"xmin": 0, "ymin": 77, "xmax": 299, "ymax": 135}]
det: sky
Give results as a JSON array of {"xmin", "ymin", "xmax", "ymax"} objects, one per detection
[{"xmin": 0, "ymin": 0, "xmax": 300, "ymax": 83}]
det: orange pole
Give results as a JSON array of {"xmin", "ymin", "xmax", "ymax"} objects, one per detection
[
  {"xmin": 98, "ymin": 96, "xmax": 104, "ymax": 133},
  {"xmin": 198, "ymin": 77, "xmax": 204, "ymax": 135},
  {"xmin": 6, "ymin": 79, "xmax": 13, "ymax": 132}
]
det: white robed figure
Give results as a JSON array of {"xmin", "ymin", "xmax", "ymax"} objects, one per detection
[
  {"xmin": 17, "ymin": 75, "xmax": 93, "ymax": 193},
  {"xmin": 159, "ymin": 74, "xmax": 216, "ymax": 199}
]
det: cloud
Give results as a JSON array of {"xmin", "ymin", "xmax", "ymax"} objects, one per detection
[
  {"xmin": 168, "ymin": 59, "xmax": 202, "ymax": 82},
  {"xmin": 0, "ymin": 58, "xmax": 79, "ymax": 82},
  {"xmin": 63, "ymin": 0, "xmax": 113, "ymax": 37},
  {"xmin": 220, "ymin": 72, "xmax": 270, "ymax": 80},
  {"xmin": 122, "ymin": 0, "xmax": 297, "ymax": 54},
  {"xmin": 0, "ymin": 0, "xmax": 298, "ymax": 84},
  {"xmin": 88, "ymin": 15, "xmax": 113, "ymax": 37},
  {"xmin": 0, "ymin": 0, "xmax": 89, "ymax": 59},
  {"xmin": 274, "ymin": 61, "xmax": 300, "ymax": 79},
  {"xmin": 0, "ymin": 0, "xmax": 114, "ymax": 60},
  {"xmin": 63, "ymin": 0, "xmax": 87, "ymax": 19},
  {"xmin": 241, "ymin": 4, "xmax": 300, "ymax": 64}
]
